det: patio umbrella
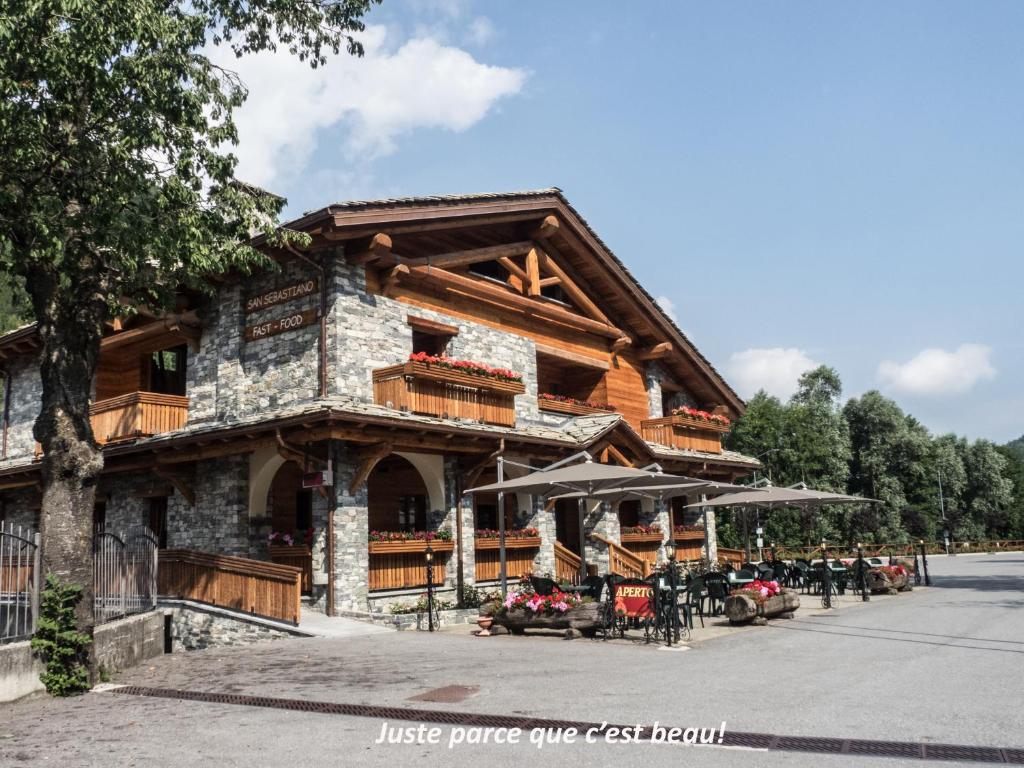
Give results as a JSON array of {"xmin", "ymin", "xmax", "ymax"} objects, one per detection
[
  {"xmin": 465, "ymin": 459, "xmax": 689, "ymax": 586},
  {"xmin": 684, "ymin": 484, "xmax": 876, "ymax": 561}
]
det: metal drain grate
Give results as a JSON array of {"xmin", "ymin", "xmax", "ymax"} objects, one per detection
[{"xmin": 109, "ymin": 686, "xmax": 1024, "ymax": 764}]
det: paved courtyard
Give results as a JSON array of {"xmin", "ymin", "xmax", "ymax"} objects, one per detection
[{"xmin": 2, "ymin": 554, "xmax": 1022, "ymax": 767}]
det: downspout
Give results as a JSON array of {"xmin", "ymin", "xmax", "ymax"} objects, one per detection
[
  {"xmin": 1, "ymin": 366, "xmax": 11, "ymax": 460},
  {"xmin": 284, "ymin": 243, "xmax": 328, "ymax": 398},
  {"xmin": 454, "ymin": 468, "xmax": 464, "ymax": 608}
]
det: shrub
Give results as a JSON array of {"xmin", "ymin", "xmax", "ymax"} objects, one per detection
[{"xmin": 31, "ymin": 574, "xmax": 92, "ymax": 696}]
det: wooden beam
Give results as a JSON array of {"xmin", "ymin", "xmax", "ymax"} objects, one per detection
[
  {"xmin": 275, "ymin": 429, "xmax": 326, "ymax": 471},
  {"xmin": 401, "ymin": 265, "xmax": 624, "ymax": 339},
  {"xmin": 538, "ymin": 276, "xmax": 561, "ymax": 288},
  {"xmin": 407, "ymin": 315, "xmax": 459, "ymax": 336},
  {"xmin": 530, "ymin": 214, "xmax": 560, "ymax": 241},
  {"xmin": 525, "ymin": 247, "xmax": 541, "ymax": 296},
  {"xmin": 496, "ymin": 256, "xmax": 529, "ymax": 284},
  {"xmin": 605, "ymin": 443, "xmax": 635, "ymax": 468},
  {"xmin": 348, "ymin": 441, "xmax": 393, "ymax": 495},
  {"xmin": 345, "ymin": 233, "xmax": 393, "ymax": 265},
  {"xmin": 461, "ymin": 439, "xmax": 504, "ymax": 489},
  {"xmin": 611, "ymin": 336, "xmax": 632, "ymax": 354},
  {"xmin": 536, "ymin": 250, "xmax": 612, "ymax": 326},
  {"xmin": 637, "ymin": 342, "xmax": 672, "ymax": 361},
  {"xmin": 403, "ymin": 241, "xmax": 532, "ymax": 270},
  {"xmin": 383, "ymin": 264, "xmax": 409, "ymax": 297},
  {"xmin": 534, "ymin": 342, "xmax": 609, "ymax": 371}
]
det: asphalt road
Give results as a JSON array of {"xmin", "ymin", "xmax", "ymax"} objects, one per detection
[{"xmin": 1, "ymin": 553, "xmax": 1022, "ymax": 768}]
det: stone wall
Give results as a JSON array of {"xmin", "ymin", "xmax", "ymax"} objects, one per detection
[
  {"xmin": 94, "ymin": 610, "xmax": 165, "ymax": 675},
  {"xmin": 644, "ymin": 362, "xmax": 697, "ymax": 419},
  {"xmin": 0, "ymin": 641, "xmax": 44, "ymax": 703},
  {"xmin": 2, "ymin": 355, "xmax": 41, "ymax": 461},
  {"xmin": 332, "ymin": 443, "xmax": 370, "ymax": 613},
  {"xmin": 166, "ymin": 603, "xmax": 298, "ymax": 651},
  {"xmin": 1, "ymin": 487, "xmax": 39, "ymax": 529},
  {"xmin": 329, "ymin": 259, "xmax": 540, "ymax": 422}
]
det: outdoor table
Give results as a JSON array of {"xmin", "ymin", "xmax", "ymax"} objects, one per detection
[
  {"xmin": 726, "ymin": 573, "xmax": 754, "ymax": 587},
  {"xmin": 562, "ymin": 582, "xmax": 599, "ymax": 598}
]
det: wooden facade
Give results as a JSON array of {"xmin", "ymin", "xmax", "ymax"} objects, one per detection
[
  {"xmin": 640, "ymin": 414, "xmax": 730, "ymax": 454},
  {"xmin": 90, "ymin": 392, "xmax": 189, "ymax": 444},
  {"xmin": 474, "ymin": 537, "xmax": 541, "ymax": 582},
  {"xmin": 367, "ymin": 540, "xmax": 455, "ymax": 591}
]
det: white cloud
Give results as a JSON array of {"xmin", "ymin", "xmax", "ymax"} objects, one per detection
[
  {"xmin": 655, "ymin": 295, "xmax": 679, "ymax": 323},
  {"xmin": 877, "ymin": 344, "xmax": 996, "ymax": 396},
  {"xmin": 727, "ymin": 347, "xmax": 819, "ymax": 400},
  {"xmin": 213, "ymin": 25, "xmax": 526, "ymax": 189}
]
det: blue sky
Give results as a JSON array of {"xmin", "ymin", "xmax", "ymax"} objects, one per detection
[{"xmin": 225, "ymin": 1, "xmax": 1024, "ymax": 443}]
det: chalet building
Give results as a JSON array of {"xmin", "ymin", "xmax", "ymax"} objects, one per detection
[{"xmin": 0, "ymin": 189, "xmax": 757, "ymax": 614}]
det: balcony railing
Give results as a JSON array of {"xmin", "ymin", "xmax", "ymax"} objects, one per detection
[
  {"xmin": 372, "ymin": 361, "xmax": 524, "ymax": 427},
  {"xmin": 640, "ymin": 414, "xmax": 729, "ymax": 454},
  {"xmin": 90, "ymin": 391, "xmax": 189, "ymax": 444},
  {"xmin": 368, "ymin": 539, "xmax": 455, "ymax": 591},
  {"xmin": 538, "ymin": 397, "xmax": 615, "ymax": 417}
]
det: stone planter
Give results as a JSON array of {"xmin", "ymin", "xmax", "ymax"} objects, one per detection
[
  {"xmin": 865, "ymin": 568, "xmax": 910, "ymax": 594},
  {"xmin": 724, "ymin": 588, "xmax": 800, "ymax": 625},
  {"xmin": 485, "ymin": 600, "xmax": 604, "ymax": 637}
]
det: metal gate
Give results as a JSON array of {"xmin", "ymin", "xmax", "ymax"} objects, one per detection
[{"xmin": 93, "ymin": 526, "xmax": 158, "ymax": 624}]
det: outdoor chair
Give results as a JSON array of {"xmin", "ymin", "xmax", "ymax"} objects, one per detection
[
  {"xmin": 703, "ymin": 573, "xmax": 730, "ymax": 616},
  {"xmin": 684, "ymin": 576, "xmax": 705, "ymax": 629},
  {"xmin": 757, "ymin": 563, "xmax": 775, "ymax": 580},
  {"xmin": 735, "ymin": 568, "xmax": 756, "ymax": 581},
  {"xmin": 771, "ymin": 562, "xmax": 790, "ymax": 585},
  {"xmin": 530, "ymin": 575, "xmax": 558, "ymax": 596},
  {"xmin": 579, "ymin": 574, "xmax": 605, "ymax": 601}
]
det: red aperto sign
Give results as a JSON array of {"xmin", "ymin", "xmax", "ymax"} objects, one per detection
[{"xmin": 613, "ymin": 579, "xmax": 655, "ymax": 619}]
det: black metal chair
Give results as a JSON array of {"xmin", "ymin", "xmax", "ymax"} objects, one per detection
[
  {"xmin": 684, "ymin": 577, "xmax": 704, "ymax": 629},
  {"xmin": 771, "ymin": 561, "xmax": 790, "ymax": 586},
  {"xmin": 578, "ymin": 574, "xmax": 605, "ymax": 600},
  {"xmin": 757, "ymin": 563, "xmax": 775, "ymax": 580},
  {"xmin": 703, "ymin": 573, "xmax": 730, "ymax": 616}
]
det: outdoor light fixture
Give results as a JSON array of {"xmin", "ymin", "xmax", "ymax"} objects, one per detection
[
  {"xmin": 425, "ymin": 544, "xmax": 436, "ymax": 632},
  {"xmin": 918, "ymin": 539, "xmax": 931, "ymax": 586},
  {"xmin": 665, "ymin": 542, "xmax": 676, "ymax": 561},
  {"xmin": 820, "ymin": 539, "xmax": 832, "ymax": 609}
]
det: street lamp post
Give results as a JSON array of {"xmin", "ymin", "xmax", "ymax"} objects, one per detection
[
  {"xmin": 919, "ymin": 540, "xmax": 931, "ymax": 587},
  {"xmin": 664, "ymin": 542, "xmax": 680, "ymax": 645},
  {"xmin": 856, "ymin": 542, "xmax": 869, "ymax": 602},
  {"xmin": 425, "ymin": 544, "xmax": 436, "ymax": 632}
]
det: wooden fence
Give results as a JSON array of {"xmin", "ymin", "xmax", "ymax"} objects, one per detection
[
  {"xmin": 158, "ymin": 550, "xmax": 302, "ymax": 625},
  {"xmin": 367, "ymin": 540, "xmax": 454, "ymax": 591}
]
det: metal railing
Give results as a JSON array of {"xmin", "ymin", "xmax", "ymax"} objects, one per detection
[
  {"xmin": 0, "ymin": 521, "xmax": 41, "ymax": 643},
  {"xmin": 94, "ymin": 526, "xmax": 158, "ymax": 624}
]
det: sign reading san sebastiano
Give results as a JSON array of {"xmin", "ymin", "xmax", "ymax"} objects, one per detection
[
  {"xmin": 245, "ymin": 278, "xmax": 318, "ymax": 314},
  {"xmin": 245, "ymin": 308, "xmax": 319, "ymax": 342}
]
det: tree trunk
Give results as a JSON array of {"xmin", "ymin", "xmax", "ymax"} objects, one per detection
[{"xmin": 27, "ymin": 262, "xmax": 107, "ymax": 675}]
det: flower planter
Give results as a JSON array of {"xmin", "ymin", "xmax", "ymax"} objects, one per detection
[
  {"xmin": 485, "ymin": 600, "xmax": 605, "ymax": 636},
  {"xmin": 865, "ymin": 568, "xmax": 911, "ymax": 594},
  {"xmin": 673, "ymin": 528, "xmax": 705, "ymax": 542},
  {"xmin": 368, "ymin": 540, "xmax": 455, "ymax": 555},
  {"xmin": 620, "ymin": 532, "xmax": 664, "ymax": 545},
  {"xmin": 538, "ymin": 398, "xmax": 614, "ymax": 417},
  {"xmin": 724, "ymin": 588, "xmax": 800, "ymax": 625},
  {"xmin": 473, "ymin": 537, "xmax": 542, "ymax": 550},
  {"xmin": 379, "ymin": 361, "xmax": 526, "ymax": 395}
]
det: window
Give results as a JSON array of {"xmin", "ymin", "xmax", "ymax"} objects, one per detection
[
  {"xmin": 618, "ymin": 500, "xmax": 641, "ymax": 529},
  {"xmin": 149, "ymin": 344, "xmax": 188, "ymax": 396},
  {"xmin": 93, "ymin": 502, "xmax": 107, "ymax": 531},
  {"xmin": 412, "ymin": 330, "xmax": 449, "ymax": 356},
  {"xmin": 467, "ymin": 259, "xmax": 508, "ymax": 283},
  {"xmin": 397, "ymin": 495, "xmax": 427, "ymax": 532},
  {"xmin": 536, "ymin": 351, "xmax": 607, "ymax": 404},
  {"xmin": 148, "ymin": 496, "xmax": 168, "ymax": 549}
]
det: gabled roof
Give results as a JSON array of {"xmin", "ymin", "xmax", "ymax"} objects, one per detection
[{"xmin": 279, "ymin": 188, "xmax": 745, "ymax": 414}]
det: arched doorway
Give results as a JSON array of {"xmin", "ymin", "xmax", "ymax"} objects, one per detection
[
  {"xmin": 367, "ymin": 454, "xmax": 431, "ymax": 532},
  {"xmin": 266, "ymin": 462, "xmax": 315, "ymax": 593}
]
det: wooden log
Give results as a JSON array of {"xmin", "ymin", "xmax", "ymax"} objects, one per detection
[
  {"xmin": 724, "ymin": 588, "xmax": 801, "ymax": 625},
  {"xmin": 486, "ymin": 600, "xmax": 604, "ymax": 635}
]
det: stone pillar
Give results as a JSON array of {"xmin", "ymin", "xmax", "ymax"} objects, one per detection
[
  {"xmin": 704, "ymin": 504, "xmax": 718, "ymax": 563},
  {"xmin": 443, "ymin": 457, "xmax": 475, "ymax": 594},
  {"xmin": 639, "ymin": 497, "xmax": 672, "ymax": 562},
  {"xmin": 583, "ymin": 500, "xmax": 618, "ymax": 575},
  {"xmin": 307, "ymin": 487, "xmax": 329, "ymax": 613},
  {"xmin": 332, "ymin": 443, "xmax": 369, "ymax": 613},
  {"xmin": 525, "ymin": 495, "xmax": 556, "ymax": 578}
]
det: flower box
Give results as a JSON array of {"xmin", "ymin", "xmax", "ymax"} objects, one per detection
[
  {"xmin": 474, "ymin": 537, "xmax": 542, "ymax": 550},
  {"xmin": 620, "ymin": 532, "xmax": 663, "ymax": 544},
  {"xmin": 724, "ymin": 588, "xmax": 800, "ymax": 624},
  {"xmin": 673, "ymin": 528, "xmax": 705, "ymax": 542},
  {"xmin": 384, "ymin": 361, "xmax": 526, "ymax": 395},
  {"xmin": 484, "ymin": 600, "xmax": 604, "ymax": 636},
  {"xmin": 368, "ymin": 540, "xmax": 456, "ymax": 555},
  {"xmin": 538, "ymin": 396, "xmax": 614, "ymax": 417},
  {"xmin": 666, "ymin": 413, "xmax": 731, "ymax": 434}
]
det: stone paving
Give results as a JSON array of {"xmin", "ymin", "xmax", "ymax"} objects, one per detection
[{"xmin": 1, "ymin": 554, "xmax": 1022, "ymax": 767}]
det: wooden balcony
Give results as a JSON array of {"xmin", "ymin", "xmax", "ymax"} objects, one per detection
[
  {"xmin": 90, "ymin": 391, "xmax": 189, "ymax": 444},
  {"xmin": 372, "ymin": 361, "xmax": 525, "ymax": 427},
  {"xmin": 368, "ymin": 539, "xmax": 454, "ymax": 591},
  {"xmin": 640, "ymin": 414, "xmax": 729, "ymax": 454},
  {"xmin": 474, "ymin": 536, "xmax": 541, "ymax": 582}
]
